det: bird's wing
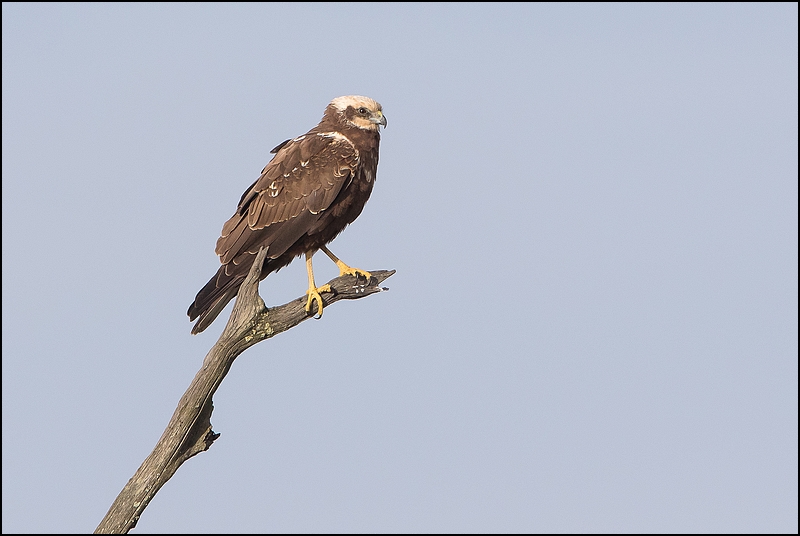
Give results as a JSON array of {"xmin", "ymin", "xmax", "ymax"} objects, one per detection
[{"xmin": 216, "ymin": 133, "xmax": 359, "ymax": 266}]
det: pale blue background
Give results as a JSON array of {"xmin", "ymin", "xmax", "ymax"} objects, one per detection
[{"xmin": 3, "ymin": 3, "xmax": 797, "ymax": 533}]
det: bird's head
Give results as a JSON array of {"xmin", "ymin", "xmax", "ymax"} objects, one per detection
[{"xmin": 329, "ymin": 95, "xmax": 387, "ymax": 131}]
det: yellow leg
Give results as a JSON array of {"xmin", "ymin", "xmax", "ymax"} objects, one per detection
[
  {"xmin": 320, "ymin": 245, "xmax": 372, "ymax": 281},
  {"xmin": 305, "ymin": 251, "xmax": 331, "ymax": 318}
]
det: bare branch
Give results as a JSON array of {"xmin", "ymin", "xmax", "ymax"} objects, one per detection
[{"xmin": 95, "ymin": 247, "xmax": 394, "ymax": 533}]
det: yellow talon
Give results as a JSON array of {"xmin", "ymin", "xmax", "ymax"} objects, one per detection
[
  {"xmin": 320, "ymin": 245, "xmax": 372, "ymax": 281},
  {"xmin": 305, "ymin": 284, "xmax": 331, "ymax": 318},
  {"xmin": 303, "ymin": 246, "xmax": 370, "ymax": 320},
  {"xmin": 336, "ymin": 262, "xmax": 372, "ymax": 281}
]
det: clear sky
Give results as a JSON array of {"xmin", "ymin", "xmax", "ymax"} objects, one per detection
[{"xmin": 2, "ymin": 3, "xmax": 797, "ymax": 533}]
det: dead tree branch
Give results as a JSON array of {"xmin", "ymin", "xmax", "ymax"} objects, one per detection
[{"xmin": 95, "ymin": 247, "xmax": 394, "ymax": 533}]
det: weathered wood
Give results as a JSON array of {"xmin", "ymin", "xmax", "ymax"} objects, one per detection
[{"xmin": 95, "ymin": 247, "xmax": 394, "ymax": 533}]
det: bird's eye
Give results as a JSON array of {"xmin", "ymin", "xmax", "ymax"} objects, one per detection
[{"xmin": 357, "ymin": 107, "xmax": 368, "ymax": 114}]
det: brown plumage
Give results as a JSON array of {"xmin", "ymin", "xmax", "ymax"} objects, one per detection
[{"xmin": 188, "ymin": 96, "xmax": 386, "ymax": 334}]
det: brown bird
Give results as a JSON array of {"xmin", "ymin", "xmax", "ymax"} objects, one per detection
[{"xmin": 188, "ymin": 95, "xmax": 386, "ymax": 334}]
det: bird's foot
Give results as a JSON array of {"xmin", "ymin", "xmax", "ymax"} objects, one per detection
[
  {"xmin": 305, "ymin": 284, "xmax": 332, "ymax": 318},
  {"xmin": 335, "ymin": 260, "xmax": 372, "ymax": 281}
]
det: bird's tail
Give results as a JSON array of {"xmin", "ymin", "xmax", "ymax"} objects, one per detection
[{"xmin": 187, "ymin": 266, "xmax": 247, "ymax": 334}]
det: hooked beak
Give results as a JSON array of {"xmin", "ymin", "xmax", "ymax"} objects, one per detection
[{"xmin": 372, "ymin": 111, "xmax": 387, "ymax": 128}]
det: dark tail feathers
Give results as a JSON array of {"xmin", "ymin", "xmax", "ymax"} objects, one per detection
[{"xmin": 187, "ymin": 267, "xmax": 246, "ymax": 334}]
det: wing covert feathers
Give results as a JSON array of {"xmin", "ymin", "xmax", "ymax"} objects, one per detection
[{"xmin": 215, "ymin": 134, "xmax": 357, "ymax": 264}]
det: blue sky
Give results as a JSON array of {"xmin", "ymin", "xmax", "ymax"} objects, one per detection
[{"xmin": 3, "ymin": 3, "xmax": 797, "ymax": 533}]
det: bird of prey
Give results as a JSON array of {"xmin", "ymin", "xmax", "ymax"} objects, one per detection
[{"xmin": 187, "ymin": 95, "xmax": 386, "ymax": 334}]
